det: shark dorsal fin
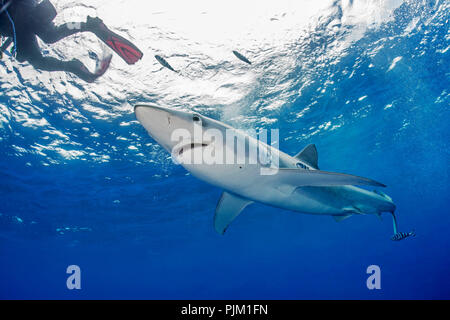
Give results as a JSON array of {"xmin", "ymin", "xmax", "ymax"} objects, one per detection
[
  {"xmin": 295, "ymin": 144, "xmax": 319, "ymax": 169},
  {"xmin": 214, "ymin": 192, "xmax": 253, "ymax": 235}
]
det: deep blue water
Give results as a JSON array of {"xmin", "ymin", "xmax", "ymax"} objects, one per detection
[{"xmin": 0, "ymin": 0, "xmax": 449, "ymax": 299}]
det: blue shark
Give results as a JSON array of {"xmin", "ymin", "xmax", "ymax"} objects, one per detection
[{"xmin": 135, "ymin": 104, "xmax": 413, "ymax": 240}]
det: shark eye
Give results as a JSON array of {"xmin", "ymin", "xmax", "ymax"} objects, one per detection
[{"xmin": 193, "ymin": 115, "xmax": 201, "ymax": 122}]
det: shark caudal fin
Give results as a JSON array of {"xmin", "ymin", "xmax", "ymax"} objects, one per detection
[{"xmin": 214, "ymin": 192, "xmax": 253, "ymax": 235}]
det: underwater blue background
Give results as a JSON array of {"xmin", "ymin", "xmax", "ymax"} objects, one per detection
[{"xmin": 0, "ymin": 0, "xmax": 449, "ymax": 299}]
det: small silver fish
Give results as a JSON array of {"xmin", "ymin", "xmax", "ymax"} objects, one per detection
[
  {"xmin": 155, "ymin": 55, "xmax": 177, "ymax": 72},
  {"xmin": 391, "ymin": 231, "xmax": 415, "ymax": 241},
  {"xmin": 232, "ymin": 50, "xmax": 252, "ymax": 65}
]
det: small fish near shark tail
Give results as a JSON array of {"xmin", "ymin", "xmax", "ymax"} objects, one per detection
[
  {"xmin": 390, "ymin": 211, "xmax": 415, "ymax": 241},
  {"xmin": 391, "ymin": 230, "xmax": 415, "ymax": 241}
]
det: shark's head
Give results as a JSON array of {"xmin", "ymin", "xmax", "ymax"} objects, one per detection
[{"xmin": 134, "ymin": 104, "xmax": 231, "ymax": 155}]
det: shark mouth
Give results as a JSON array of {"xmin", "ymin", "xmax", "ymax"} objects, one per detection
[{"xmin": 175, "ymin": 142, "xmax": 210, "ymax": 157}]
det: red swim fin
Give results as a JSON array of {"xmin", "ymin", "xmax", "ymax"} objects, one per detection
[
  {"xmin": 94, "ymin": 54, "xmax": 112, "ymax": 78},
  {"xmin": 104, "ymin": 31, "xmax": 143, "ymax": 65},
  {"xmin": 88, "ymin": 17, "xmax": 143, "ymax": 65},
  {"xmin": 69, "ymin": 55, "xmax": 111, "ymax": 83}
]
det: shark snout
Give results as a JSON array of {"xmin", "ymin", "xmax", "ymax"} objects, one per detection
[
  {"xmin": 135, "ymin": 105, "xmax": 184, "ymax": 150},
  {"xmin": 135, "ymin": 104, "xmax": 202, "ymax": 153},
  {"xmin": 135, "ymin": 104, "xmax": 173, "ymax": 129}
]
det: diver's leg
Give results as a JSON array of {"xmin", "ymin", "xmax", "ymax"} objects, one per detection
[
  {"xmin": 31, "ymin": 56, "xmax": 97, "ymax": 83},
  {"xmin": 23, "ymin": 35, "xmax": 97, "ymax": 82},
  {"xmin": 35, "ymin": 22, "xmax": 88, "ymax": 44},
  {"xmin": 36, "ymin": 16, "xmax": 112, "ymax": 44},
  {"xmin": 36, "ymin": 16, "xmax": 109, "ymax": 44},
  {"xmin": 38, "ymin": 17, "xmax": 143, "ymax": 65}
]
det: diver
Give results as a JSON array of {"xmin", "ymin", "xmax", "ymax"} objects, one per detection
[{"xmin": 0, "ymin": 0, "xmax": 143, "ymax": 82}]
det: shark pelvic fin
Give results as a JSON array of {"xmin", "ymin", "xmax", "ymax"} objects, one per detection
[
  {"xmin": 333, "ymin": 205, "xmax": 362, "ymax": 222},
  {"xmin": 343, "ymin": 206, "xmax": 363, "ymax": 214},
  {"xmin": 214, "ymin": 192, "xmax": 253, "ymax": 235},
  {"xmin": 295, "ymin": 144, "xmax": 319, "ymax": 169},
  {"xmin": 333, "ymin": 214, "xmax": 352, "ymax": 222}
]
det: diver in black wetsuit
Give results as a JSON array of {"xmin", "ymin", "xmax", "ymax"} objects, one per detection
[{"xmin": 0, "ymin": 0, "xmax": 143, "ymax": 83}]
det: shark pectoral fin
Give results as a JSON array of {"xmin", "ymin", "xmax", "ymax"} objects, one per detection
[
  {"xmin": 214, "ymin": 192, "xmax": 253, "ymax": 235},
  {"xmin": 332, "ymin": 214, "xmax": 352, "ymax": 222},
  {"xmin": 267, "ymin": 169, "xmax": 386, "ymax": 187}
]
